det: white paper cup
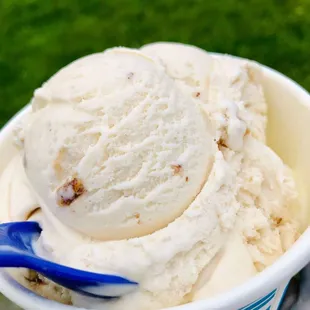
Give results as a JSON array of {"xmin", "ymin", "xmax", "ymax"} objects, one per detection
[{"xmin": 0, "ymin": 59, "xmax": 310, "ymax": 310}]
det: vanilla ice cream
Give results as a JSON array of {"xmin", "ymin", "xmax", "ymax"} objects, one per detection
[
  {"xmin": 22, "ymin": 48, "xmax": 215, "ymax": 240},
  {"xmin": 0, "ymin": 42, "xmax": 301, "ymax": 310}
]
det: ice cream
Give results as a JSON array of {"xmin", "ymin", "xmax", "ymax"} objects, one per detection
[
  {"xmin": 0, "ymin": 42, "xmax": 301, "ymax": 310},
  {"xmin": 22, "ymin": 48, "xmax": 215, "ymax": 241}
]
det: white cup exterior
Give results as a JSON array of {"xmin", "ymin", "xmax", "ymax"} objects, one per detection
[{"xmin": 0, "ymin": 59, "xmax": 309, "ymax": 310}]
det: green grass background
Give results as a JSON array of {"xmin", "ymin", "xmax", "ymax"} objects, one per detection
[
  {"xmin": 1, "ymin": 0, "xmax": 310, "ymax": 129},
  {"xmin": 0, "ymin": 0, "xmax": 310, "ymax": 308}
]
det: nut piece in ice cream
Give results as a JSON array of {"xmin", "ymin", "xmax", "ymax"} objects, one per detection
[
  {"xmin": 171, "ymin": 164, "xmax": 183, "ymax": 175},
  {"xmin": 56, "ymin": 178, "xmax": 86, "ymax": 207}
]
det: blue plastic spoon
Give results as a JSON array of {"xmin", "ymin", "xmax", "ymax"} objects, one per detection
[{"xmin": 0, "ymin": 221, "xmax": 138, "ymax": 298}]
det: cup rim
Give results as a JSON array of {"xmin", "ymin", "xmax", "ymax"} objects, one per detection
[{"xmin": 0, "ymin": 60, "xmax": 310, "ymax": 310}]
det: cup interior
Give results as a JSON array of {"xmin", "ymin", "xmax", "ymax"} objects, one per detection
[{"xmin": 263, "ymin": 71, "xmax": 310, "ymax": 227}]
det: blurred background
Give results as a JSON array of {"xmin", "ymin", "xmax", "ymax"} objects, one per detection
[
  {"xmin": 0, "ymin": 0, "xmax": 310, "ymax": 308},
  {"xmin": 1, "ymin": 0, "xmax": 310, "ymax": 128}
]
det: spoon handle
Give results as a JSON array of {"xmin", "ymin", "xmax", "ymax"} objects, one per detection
[
  {"xmin": 0, "ymin": 249, "xmax": 30, "ymax": 268},
  {"xmin": 0, "ymin": 243, "xmax": 137, "ymax": 298},
  {"xmin": 0, "ymin": 222, "xmax": 138, "ymax": 298}
]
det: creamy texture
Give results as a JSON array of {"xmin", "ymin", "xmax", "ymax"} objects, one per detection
[
  {"xmin": 0, "ymin": 42, "xmax": 301, "ymax": 310},
  {"xmin": 24, "ymin": 49, "xmax": 214, "ymax": 240},
  {"xmin": 236, "ymin": 136, "xmax": 299, "ymax": 270},
  {"xmin": 192, "ymin": 232, "xmax": 257, "ymax": 300},
  {"xmin": 141, "ymin": 42, "xmax": 267, "ymax": 146}
]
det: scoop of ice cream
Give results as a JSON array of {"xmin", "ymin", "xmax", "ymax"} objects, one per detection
[
  {"xmin": 140, "ymin": 43, "xmax": 300, "ymax": 273},
  {"xmin": 142, "ymin": 42, "xmax": 267, "ymax": 147},
  {"xmin": 22, "ymin": 48, "xmax": 215, "ymax": 240}
]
